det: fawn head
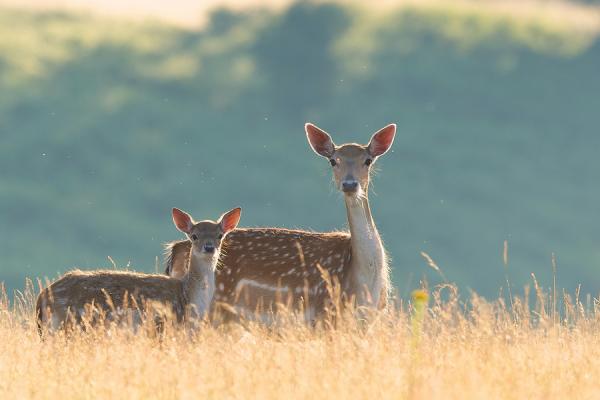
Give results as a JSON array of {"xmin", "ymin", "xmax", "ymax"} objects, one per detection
[
  {"xmin": 305, "ymin": 123, "xmax": 396, "ymax": 197},
  {"xmin": 172, "ymin": 207, "xmax": 242, "ymax": 262}
]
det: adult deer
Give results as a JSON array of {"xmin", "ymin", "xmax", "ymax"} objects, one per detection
[
  {"xmin": 165, "ymin": 123, "xmax": 395, "ymax": 320},
  {"xmin": 36, "ymin": 207, "xmax": 241, "ymax": 332}
]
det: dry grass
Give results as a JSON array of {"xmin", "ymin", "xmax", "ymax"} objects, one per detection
[{"xmin": 2, "ymin": 282, "xmax": 600, "ymax": 399}]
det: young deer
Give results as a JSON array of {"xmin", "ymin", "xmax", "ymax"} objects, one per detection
[
  {"xmin": 36, "ymin": 207, "xmax": 241, "ymax": 332},
  {"xmin": 165, "ymin": 124, "xmax": 395, "ymax": 321}
]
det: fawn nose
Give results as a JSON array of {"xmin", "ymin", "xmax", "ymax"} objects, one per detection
[
  {"xmin": 203, "ymin": 244, "xmax": 215, "ymax": 253},
  {"xmin": 342, "ymin": 180, "xmax": 359, "ymax": 193}
]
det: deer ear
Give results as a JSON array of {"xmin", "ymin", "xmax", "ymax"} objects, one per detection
[
  {"xmin": 305, "ymin": 123, "xmax": 335, "ymax": 158},
  {"xmin": 367, "ymin": 124, "xmax": 396, "ymax": 157},
  {"xmin": 172, "ymin": 208, "xmax": 194, "ymax": 234},
  {"xmin": 219, "ymin": 207, "xmax": 242, "ymax": 233}
]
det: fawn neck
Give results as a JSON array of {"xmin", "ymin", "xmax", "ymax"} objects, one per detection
[
  {"xmin": 344, "ymin": 191, "xmax": 387, "ymax": 306},
  {"xmin": 182, "ymin": 249, "xmax": 216, "ymax": 318}
]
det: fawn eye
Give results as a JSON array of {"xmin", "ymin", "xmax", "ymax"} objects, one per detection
[
  {"xmin": 329, "ymin": 159, "xmax": 337, "ymax": 167},
  {"xmin": 217, "ymin": 233, "xmax": 223, "ymax": 240},
  {"xmin": 191, "ymin": 234, "xmax": 198, "ymax": 241},
  {"xmin": 365, "ymin": 158, "xmax": 373, "ymax": 166}
]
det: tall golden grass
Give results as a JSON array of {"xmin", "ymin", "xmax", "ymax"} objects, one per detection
[{"xmin": 2, "ymin": 280, "xmax": 599, "ymax": 399}]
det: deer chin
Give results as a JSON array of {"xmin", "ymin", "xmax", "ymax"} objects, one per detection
[{"xmin": 342, "ymin": 186, "xmax": 364, "ymax": 199}]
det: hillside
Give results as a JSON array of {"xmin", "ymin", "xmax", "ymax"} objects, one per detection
[{"xmin": 1, "ymin": 1, "xmax": 600, "ymax": 298}]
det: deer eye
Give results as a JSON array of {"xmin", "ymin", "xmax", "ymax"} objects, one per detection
[
  {"xmin": 217, "ymin": 233, "xmax": 223, "ymax": 240},
  {"xmin": 329, "ymin": 159, "xmax": 337, "ymax": 167},
  {"xmin": 191, "ymin": 234, "xmax": 198, "ymax": 241},
  {"xmin": 365, "ymin": 158, "xmax": 373, "ymax": 166}
]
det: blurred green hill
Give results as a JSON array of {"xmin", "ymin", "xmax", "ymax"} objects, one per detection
[{"xmin": 1, "ymin": 2, "xmax": 600, "ymax": 298}]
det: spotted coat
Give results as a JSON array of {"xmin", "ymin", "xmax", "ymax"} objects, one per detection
[{"xmin": 165, "ymin": 228, "xmax": 353, "ymax": 318}]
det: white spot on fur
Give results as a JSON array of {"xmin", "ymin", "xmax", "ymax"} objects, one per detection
[{"xmin": 236, "ymin": 279, "xmax": 289, "ymax": 293}]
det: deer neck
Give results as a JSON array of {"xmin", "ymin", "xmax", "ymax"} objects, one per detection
[
  {"xmin": 182, "ymin": 250, "xmax": 216, "ymax": 319},
  {"xmin": 344, "ymin": 192, "xmax": 387, "ymax": 306}
]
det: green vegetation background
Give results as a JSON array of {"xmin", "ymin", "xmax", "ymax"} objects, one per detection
[{"xmin": 1, "ymin": 2, "xmax": 599, "ymax": 298}]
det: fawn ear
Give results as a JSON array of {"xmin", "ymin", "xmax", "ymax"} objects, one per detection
[
  {"xmin": 305, "ymin": 123, "xmax": 335, "ymax": 158},
  {"xmin": 219, "ymin": 207, "xmax": 242, "ymax": 233},
  {"xmin": 367, "ymin": 124, "xmax": 396, "ymax": 157},
  {"xmin": 172, "ymin": 208, "xmax": 194, "ymax": 234}
]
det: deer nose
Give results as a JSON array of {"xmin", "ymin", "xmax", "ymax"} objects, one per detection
[
  {"xmin": 203, "ymin": 244, "xmax": 215, "ymax": 253},
  {"xmin": 342, "ymin": 180, "xmax": 359, "ymax": 193}
]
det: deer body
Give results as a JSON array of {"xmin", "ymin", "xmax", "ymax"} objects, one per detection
[
  {"xmin": 166, "ymin": 228, "xmax": 352, "ymax": 320},
  {"xmin": 165, "ymin": 123, "xmax": 395, "ymax": 319},
  {"xmin": 37, "ymin": 270, "xmax": 188, "ymax": 330},
  {"xmin": 36, "ymin": 207, "xmax": 241, "ymax": 332}
]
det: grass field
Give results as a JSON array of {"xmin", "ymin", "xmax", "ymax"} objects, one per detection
[{"xmin": 2, "ymin": 284, "xmax": 599, "ymax": 399}]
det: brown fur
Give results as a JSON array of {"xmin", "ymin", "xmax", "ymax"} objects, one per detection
[
  {"xmin": 165, "ymin": 228, "xmax": 354, "ymax": 319},
  {"xmin": 36, "ymin": 270, "xmax": 186, "ymax": 330}
]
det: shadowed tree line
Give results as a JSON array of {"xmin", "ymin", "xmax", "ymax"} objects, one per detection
[{"xmin": 1, "ymin": 2, "xmax": 600, "ymax": 298}]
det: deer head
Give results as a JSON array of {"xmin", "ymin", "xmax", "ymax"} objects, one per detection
[
  {"xmin": 305, "ymin": 123, "xmax": 396, "ymax": 197},
  {"xmin": 172, "ymin": 207, "xmax": 242, "ymax": 265}
]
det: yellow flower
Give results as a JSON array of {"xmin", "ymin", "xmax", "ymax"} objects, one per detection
[{"xmin": 412, "ymin": 290, "xmax": 429, "ymax": 303}]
